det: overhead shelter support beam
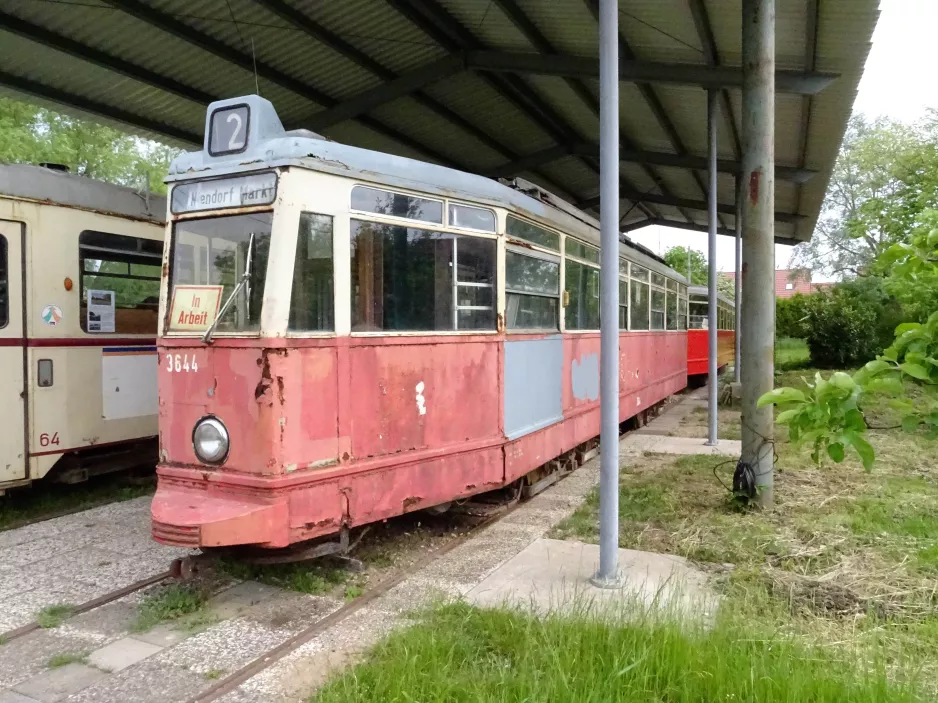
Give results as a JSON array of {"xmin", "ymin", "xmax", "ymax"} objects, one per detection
[
  {"xmin": 740, "ymin": 0, "xmax": 777, "ymax": 508},
  {"xmin": 465, "ymin": 51, "xmax": 837, "ymax": 94},
  {"xmin": 486, "ymin": 142, "xmax": 816, "ymax": 183},
  {"xmin": 706, "ymin": 89, "xmax": 719, "ymax": 447},
  {"xmin": 579, "ymin": 191, "xmax": 801, "ymax": 224}
]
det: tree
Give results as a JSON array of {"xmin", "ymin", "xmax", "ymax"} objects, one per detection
[
  {"xmin": 789, "ymin": 113, "xmax": 938, "ymax": 277},
  {"xmin": 0, "ymin": 96, "xmax": 179, "ymax": 195},
  {"xmin": 663, "ymin": 245, "xmax": 735, "ymax": 298}
]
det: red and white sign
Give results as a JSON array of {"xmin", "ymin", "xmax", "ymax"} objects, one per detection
[{"xmin": 169, "ymin": 285, "xmax": 223, "ymax": 331}]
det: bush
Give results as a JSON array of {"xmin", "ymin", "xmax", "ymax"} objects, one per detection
[{"xmin": 776, "ymin": 293, "xmax": 813, "ymax": 339}]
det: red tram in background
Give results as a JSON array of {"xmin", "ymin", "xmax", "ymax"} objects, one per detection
[
  {"xmin": 152, "ymin": 96, "xmax": 690, "ymax": 552},
  {"xmin": 686, "ymin": 284, "xmax": 736, "ymax": 378}
]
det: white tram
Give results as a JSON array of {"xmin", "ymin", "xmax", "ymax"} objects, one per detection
[{"xmin": 0, "ymin": 164, "xmax": 165, "ymax": 490}]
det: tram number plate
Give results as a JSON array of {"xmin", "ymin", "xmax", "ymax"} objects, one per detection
[{"xmin": 165, "ymin": 354, "xmax": 199, "ymax": 373}]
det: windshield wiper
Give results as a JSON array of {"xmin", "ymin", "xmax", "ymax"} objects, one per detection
[{"xmin": 202, "ymin": 231, "xmax": 255, "ymax": 344}]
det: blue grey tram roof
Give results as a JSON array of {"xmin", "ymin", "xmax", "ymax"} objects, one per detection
[
  {"xmin": 0, "ymin": 163, "xmax": 166, "ymax": 224},
  {"xmin": 168, "ymin": 95, "xmax": 685, "ymax": 284},
  {"xmin": 689, "ymin": 284, "xmax": 735, "ymax": 309}
]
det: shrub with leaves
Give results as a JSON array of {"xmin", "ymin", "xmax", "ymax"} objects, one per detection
[{"xmin": 761, "ymin": 213, "xmax": 938, "ymax": 469}]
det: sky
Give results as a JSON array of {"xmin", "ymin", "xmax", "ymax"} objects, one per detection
[{"xmin": 628, "ymin": 0, "xmax": 938, "ymax": 276}]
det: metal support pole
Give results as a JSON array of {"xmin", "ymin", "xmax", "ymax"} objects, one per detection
[
  {"xmin": 706, "ymin": 89, "xmax": 719, "ymax": 446},
  {"xmin": 734, "ymin": 176, "xmax": 742, "ymax": 383},
  {"xmin": 741, "ymin": 0, "xmax": 775, "ymax": 507},
  {"xmin": 591, "ymin": 0, "xmax": 622, "ymax": 589}
]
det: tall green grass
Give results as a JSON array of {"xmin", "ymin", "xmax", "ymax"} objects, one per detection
[
  {"xmin": 313, "ymin": 602, "xmax": 919, "ymax": 702},
  {"xmin": 775, "ymin": 337, "xmax": 811, "ymax": 370}
]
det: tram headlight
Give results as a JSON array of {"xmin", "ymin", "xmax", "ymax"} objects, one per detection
[{"xmin": 192, "ymin": 417, "xmax": 229, "ymax": 464}]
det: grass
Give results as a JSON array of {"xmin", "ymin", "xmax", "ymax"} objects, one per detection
[
  {"xmin": 312, "ymin": 602, "xmax": 920, "ymax": 702},
  {"xmin": 203, "ymin": 668, "xmax": 226, "ymax": 680},
  {"xmin": 46, "ymin": 652, "xmax": 88, "ymax": 668},
  {"xmin": 218, "ymin": 558, "xmax": 351, "ymax": 596},
  {"xmin": 36, "ymin": 604, "xmax": 75, "ymax": 629},
  {"xmin": 131, "ymin": 583, "xmax": 210, "ymax": 633},
  {"xmin": 776, "ymin": 336, "xmax": 811, "ymax": 370},
  {"xmin": 0, "ymin": 476, "xmax": 153, "ymax": 531}
]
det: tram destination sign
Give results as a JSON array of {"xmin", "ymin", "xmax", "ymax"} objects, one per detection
[{"xmin": 171, "ymin": 172, "xmax": 277, "ymax": 214}]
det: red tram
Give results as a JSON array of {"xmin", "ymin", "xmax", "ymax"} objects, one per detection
[
  {"xmin": 152, "ymin": 96, "xmax": 689, "ymax": 551},
  {"xmin": 686, "ymin": 285, "xmax": 736, "ymax": 377}
]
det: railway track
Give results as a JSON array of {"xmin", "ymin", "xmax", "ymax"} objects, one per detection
[
  {"xmin": 187, "ymin": 453, "xmax": 595, "ymax": 703},
  {"xmin": 0, "ymin": 569, "xmax": 173, "ymax": 643}
]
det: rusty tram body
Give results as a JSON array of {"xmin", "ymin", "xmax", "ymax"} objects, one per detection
[
  {"xmin": 686, "ymin": 284, "xmax": 736, "ymax": 378},
  {"xmin": 153, "ymin": 96, "xmax": 690, "ymax": 551}
]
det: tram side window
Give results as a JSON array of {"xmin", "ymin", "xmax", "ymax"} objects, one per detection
[
  {"xmin": 506, "ymin": 215, "xmax": 560, "ymax": 251},
  {"xmin": 289, "ymin": 213, "xmax": 334, "ymax": 332},
  {"xmin": 505, "ymin": 249, "xmax": 559, "ymax": 330},
  {"xmin": 678, "ymin": 296, "xmax": 688, "ymax": 331},
  {"xmin": 565, "ymin": 260, "xmax": 600, "ymax": 330},
  {"xmin": 630, "ymin": 267, "xmax": 649, "ymax": 331},
  {"xmin": 0, "ymin": 236, "xmax": 7, "ymax": 328},
  {"xmin": 666, "ymin": 285, "xmax": 678, "ymax": 331},
  {"xmin": 650, "ymin": 287, "xmax": 666, "ymax": 330},
  {"xmin": 689, "ymin": 295, "xmax": 707, "ymax": 329},
  {"xmin": 79, "ymin": 231, "xmax": 161, "ymax": 334},
  {"xmin": 618, "ymin": 279, "xmax": 629, "ymax": 329},
  {"xmin": 350, "ymin": 220, "xmax": 495, "ymax": 332},
  {"xmin": 351, "ymin": 186, "xmax": 442, "ymax": 224}
]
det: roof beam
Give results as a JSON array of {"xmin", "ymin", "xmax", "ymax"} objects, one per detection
[
  {"xmin": 687, "ymin": 0, "xmax": 741, "ymax": 158},
  {"xmin": 466, "ymin": 51, "xmax": 838, "ymax": 94},
  {"xmin": 622, "ymin": 218, "xmax": 799, "ymax": 245},
  {"xmin": 251, "ymin": 0, "xmax": 524, "ymax": 165},
  {"xmin": 0, "ymin": 11, "xmax": 214, "ymax": 107},
  {"xmin": 487, "ymin": 142, "xmax": 817, "ymax": 183},
  {"xmin": 0, "ymin": 70, "xmax": 201, "ymax": 145},
  {"xmin": 102, "ymin": 0, "xmax": 460, "ymax": 168},
  {"xmin": 579, "ymin": 190, "xmax": 802, "ymax": 224}
]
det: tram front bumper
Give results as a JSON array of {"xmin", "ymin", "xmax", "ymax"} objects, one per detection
[{"xmin": 151, "ymin": 484, "xmax": 289, "ymax": 549}]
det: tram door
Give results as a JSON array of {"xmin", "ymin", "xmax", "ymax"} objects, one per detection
[{"xmin": 0, "ymin": 221, "xmax": 26, "ymax": 482}]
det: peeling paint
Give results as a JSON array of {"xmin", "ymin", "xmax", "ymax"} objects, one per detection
[
  {"xmin": 415, "ymin": 381, "xmax": 427, "ymax": 416},
  {"xmin": 749, "ymin": 169, "xmax": 761, "ymax": 205},
  {"xmin": 571, "ymin": 353, "xmax": 600, "ymax": 402}
]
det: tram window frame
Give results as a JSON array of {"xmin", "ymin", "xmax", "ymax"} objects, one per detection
[
  {"xmin": 505, "ymin": 247, "xmax": 560, "ymax": 331},
  {"xmin": 0, "ymin": 235, "xmax": 7, "ymax": 329},
  {"xmin": 350, "ymin": 220, "xmax": 496, "ymax": 333},
  {"xmin": 565, "ymin": 238, "xmax": 600, "ymax": 265},
  {"xmin": 564, "ymin": 248, "xmax": 601, "ymax": 331},
  {"xmin": 506, "ymin": 215, "xmax": 560, "ymax": 252},
  {"xmin": 618, "ymin": 278, "xmax": 629, "ymax": 330},
  {"xmin": 630, "ymin": 265, "xmax": 650, "ymax": 331},
  {"xmin": 288, "ymin": 212, "xmax": 334, "ymax": 333},
  {"xmin": 666, "ymin": 284, "xmax": 678, "ymax": 331},
  {"xmin": 448, "ymin": 203, "xmax": 496, "ymax": 233},
  {"xmin": 350, "ymin": 185, "xmax": 443, "ymax": 225},
  {"xmin": 678, "ymin": 284, "xmax": 688, "ymax": 331},
  {"xmin": 650, "ymin": 271, "xmax": 666, "ymax": 331},
  {"xmin": 78, "ymin": 230, "xmax": 162, "ymax": 335}
]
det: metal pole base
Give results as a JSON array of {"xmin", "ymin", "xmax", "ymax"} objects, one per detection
[{"xmin": 590, "ymin": 569, "xmax": 625, "ymax": 590}]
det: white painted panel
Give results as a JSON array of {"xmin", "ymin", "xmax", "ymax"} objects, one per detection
[{"xmin": 101, "ymin": 349, "xmax": 158, "ymax": 420}]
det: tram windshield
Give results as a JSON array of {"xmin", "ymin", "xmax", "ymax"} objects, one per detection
[{"xmin": 168, "ymin": 212, "xmax": 271, "ymax": 334}]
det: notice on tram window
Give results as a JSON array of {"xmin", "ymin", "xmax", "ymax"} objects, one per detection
[
  {"xmin": 169, "ymin": 285, "xmax": 224, "ymax": 331},
  {"xmin": 86, "ymin": 289, "xmax": 115, "ymax": 333}
]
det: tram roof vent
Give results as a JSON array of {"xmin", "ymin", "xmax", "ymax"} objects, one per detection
[{"xmin": 282, "ymin": 128, "xmax": 329, "ymax": 142}]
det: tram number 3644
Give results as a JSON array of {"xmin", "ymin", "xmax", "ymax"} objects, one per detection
[{"xmin": 165, "ymin": 354, "xmax": 199, "ymax": 373}]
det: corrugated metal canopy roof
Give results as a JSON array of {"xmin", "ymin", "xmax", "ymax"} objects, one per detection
[{"xmin": 0, "ymin": 0, "xmax": 878, "ymax": 245}]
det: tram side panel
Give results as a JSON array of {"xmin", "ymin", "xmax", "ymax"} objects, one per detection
[
  {"xmin": 14, "ymin": 200, "xmax": 162, "ymax": 482},
  {"xmin": 0, "ymin": 219, "xmax": 26, "ymax": 484}
]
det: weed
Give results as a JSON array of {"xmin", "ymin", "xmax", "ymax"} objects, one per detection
[
  {"xmin": 47, "ymin": 652, "xmax": 87, "ymax": 668},
  {"xmin": 37, "ymin": 604, "xmax": 75, "ymax": 629},
  {"xmin": 132, "ymin": 584, "xmax": 209, "ymax": 633},
  {"xmin": 203, "ymin": 668, "xmax": 226, "ymax": 680},
  {"xmin": 218, "ymin": 559, "xmax": 348, "ymax": 596},
  {"xmin": 344, "ymin": 583, "xmax": 364, "ymax": 601}
]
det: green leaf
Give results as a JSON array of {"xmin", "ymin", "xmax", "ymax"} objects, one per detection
[
  {"xmin": 757, "ymin": 387, "xmax": 807, "ymax": 407},
  {"xmin": 902, "ymin": 414, "xmax": 921, "ymax": 433},
  {"xmin": 844, "ymin": 408, "xmax": 866, "ymax": 433},
  {"xmin": 928, "ymin": 228, "xmax": 938, "ymax": 248},
  {"xmin": 776, "ymin": 408, "xmax": 800, "ymax": 424},
  {"xmin": 895, "ymin": 322, "xmax": 923, "ymax": 336},
  {"xmin": 882, "ymin": 347, "xmax": 899, "ymax": 362},
  {"xmin": 901, "ymin": 362, "xmax": 931, "ymax": 380},
  {"xmin": 828, "ymin": 372, "xmax": 857, "ymax": 394},
  {"xmin": 845, "ymin": 432, "xmax": 875, "ymax": 471},
  {"xmin": 827, "ymin": 442, "xmax": 845, "ymax": 463},
  {"xmin": 866, "ymin": 376, "xmax": 904, "ymax": 395},
  {"xmin": 888, "ymin": 398, "xmax": 916, "ymax": 412}
]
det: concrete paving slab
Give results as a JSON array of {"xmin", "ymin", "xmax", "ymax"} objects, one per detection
[
  {"xmin": 65, "ymin": 659, "xmax": 205, "ymax": 703},
  {"xmin": 467, "ymin": 538, "xmax": 717, "ymax": 619},
  {"xmin": 59, "ymin": 602, "xmax": 138, "ymax": 646},
  {"xmin": 12, "ymin": 663, "xmax": 104, "ymax": 703},
  {"xmin": 130, "ymin": 622, "xmax": 192, "ymax": 648},
  {"xmin": 238, "ymin": 591, "xmax": 341, "ymax": 633},
  {"xmin": 88, "ymin": 637, "xmax": 163, "ymax": 673},
  {"xmin": 155, "ymin": 617, "xmax": 292, "ymax": 675},
  {"xmin": 206, "ymin": 581, "xmax": 285, "ymax": 620},
  {"xmin": 621, "ymin": 433, "xmax": 741, "ymax": 457},
  {"xmin": 0, "ymin": 630, "xmax": 94, "ymax": 689},
  {"xmin": 0, "ymin": 690, "xmax": 41, "ymax": 702}
]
